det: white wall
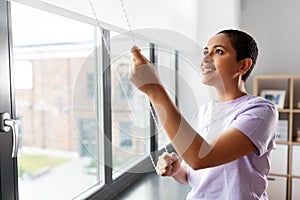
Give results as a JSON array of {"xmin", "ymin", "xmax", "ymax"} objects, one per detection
[
  {"xmin": 241, "ymin": 0, "xmax": 300, "ymax": 92},
  {"xmin": 196, "ymin": 0, "xmax": 241, "ymax": 47}
]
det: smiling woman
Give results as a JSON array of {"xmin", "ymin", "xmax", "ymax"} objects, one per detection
[
  {"xmin": 1, "ymin": 0, "xmax": 289, "ymax": 199},
  {"xmin": 129, "ymin": 30, "xmax": 278, "ymax": 200}
]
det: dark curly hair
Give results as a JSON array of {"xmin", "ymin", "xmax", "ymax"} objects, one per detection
[{"xmin": 217, "ymin": 29, "xmax": 258, "ymax": 82}]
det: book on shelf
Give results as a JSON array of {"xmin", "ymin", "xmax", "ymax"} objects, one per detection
[{"xmin": 276, "ymin": 120, "xmax": 288, "ymax": 141}]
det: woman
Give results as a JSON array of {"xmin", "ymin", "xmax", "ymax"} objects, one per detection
[{"xmin": 129, "ymin": 29, "xmax": 278, "ymax": 200}]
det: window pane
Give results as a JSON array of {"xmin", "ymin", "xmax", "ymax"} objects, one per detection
[
  {"xmin": 11, "ymin": 2, "xmax": 103, "ymax": 199},
  {"xmin": 155, "ymin": 47, "xmax": 176, "ymax": 149},
  {"xmin": 110, "ymin": 32, "xmax": 151, "ymax": 178}
]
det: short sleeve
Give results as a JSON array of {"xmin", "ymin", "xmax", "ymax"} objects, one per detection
[{"xmin": 230, "ymin": 99, "xmax": 278, "ymax": 156}]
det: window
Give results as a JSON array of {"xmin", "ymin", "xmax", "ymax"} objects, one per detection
[
  {"xmin": 11, "ymin": 2, "xmax": 179, "ymax": 199},
  {"xmin": 155, "ymin": 46, "xmax": 177, "ymax": 150},
  {"xmin": 87, "ymin": 73, "xmax": 96, "ymax": 98},
  {"xmin": 11, "ymin": 2, "xmax": 102, "ymax": 199},
  {"xmin": 110, "ymin": 32, "xmax": 151, "ymax": 178},
  {"xmin": 78, "ymin": 119, "xmax": 98, "ymax": 157},
  {"xmin": 14, "ymin": 61, "xmax": 33, "ymax": 89}
]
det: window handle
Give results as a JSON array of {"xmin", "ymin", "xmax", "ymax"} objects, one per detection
[{"xmin": 0, "ymin": 113, "xmax": 19, "ymax": 158}]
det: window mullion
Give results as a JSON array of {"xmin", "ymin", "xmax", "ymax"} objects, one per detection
[
  {"xmin": 175, "ymin": 50, "xmax": 179, "ymax": 107},
  {"xmin": 149, "ymin": 43, "xmax": 158, "ymax": 156},
  {"xmin": 102, "ymin": 28, "xmax": 112, "ymax": 185}
]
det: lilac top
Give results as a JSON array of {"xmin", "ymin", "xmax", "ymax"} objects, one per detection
[{"xmin": 186, "ymin": 95, "xmax": 278, "ymax": 200}]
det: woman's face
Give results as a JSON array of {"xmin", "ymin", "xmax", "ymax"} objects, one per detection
[{"xmin": 200, "ymin": 33, "xmax": 241, "ymax": 88}]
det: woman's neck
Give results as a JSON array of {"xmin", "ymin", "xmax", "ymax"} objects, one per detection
[{"xmin": 216, "ymin": 79, "xmax": 248, "ymax": 102}]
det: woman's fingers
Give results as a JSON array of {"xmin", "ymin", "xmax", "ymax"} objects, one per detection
[
  {"xmin": 156, "ymin": 152, "xmax": 180, "ymax": 176},
  {"xmin": 170, "ymin": 152, "xmax": 179, "ymax": 161},
  {"xmin": 129, "ymin": 46, "xmax": 162, "ymax": 95},
  {"xmin": 131, "ymin": 46, "xmax": 150, "ymax": 65}
]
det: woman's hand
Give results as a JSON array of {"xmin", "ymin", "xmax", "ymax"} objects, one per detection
[
  {"xmin": 156, "ymin": 152, "xmax": 181, "ymax": 177},
  {"xmin": 129, "ymin": 46, "xmax": 162, "ymax": 97}
]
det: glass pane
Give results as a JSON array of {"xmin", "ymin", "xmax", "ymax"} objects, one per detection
[
  {"xmin": 110, "ymin": 32, "xmax": 151, "ymax": 178},
  {"xmin": 11, "ymin": 2, "xmax": 104, "ymax": 199},
  {"xmin": 155, "ymin": 47, "xmax": 176, "ymax": 150}
]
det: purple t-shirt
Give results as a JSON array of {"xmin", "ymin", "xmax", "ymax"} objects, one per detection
[{"xmin": 186, "ymin": 94, "xmax": 278, "ymax": 200}]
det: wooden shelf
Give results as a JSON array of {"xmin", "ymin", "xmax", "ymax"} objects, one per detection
[
  {"xmin": 292, "ymin": 141, "xmax": 300, "ymax": 145},
  {"xmin": 276, "ymin": 140, "xmax": 289, "ymax": 145},
  {"xmin": 293, "ymin": 109, "xmax": 300, "ymax": 113},
  {"xmin": 278, "ymin": 109, "xmax": 291, "ymax": 113},
  {"xmin": 253, "ymin": 74, "xmax": 300, "ymax": 200},
  {"xmin": 269, "ymin": 173, "xmax": 289, "ymax": 178}
]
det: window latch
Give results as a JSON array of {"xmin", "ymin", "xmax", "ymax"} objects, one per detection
[{"xmin": 0, "ymin": 113, "xmax": 19, "ymax": 158}]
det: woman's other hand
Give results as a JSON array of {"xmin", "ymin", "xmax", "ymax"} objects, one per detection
[{"xmin": 156, "ymin": 152, "xmax": 181, "ymax": 177}]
